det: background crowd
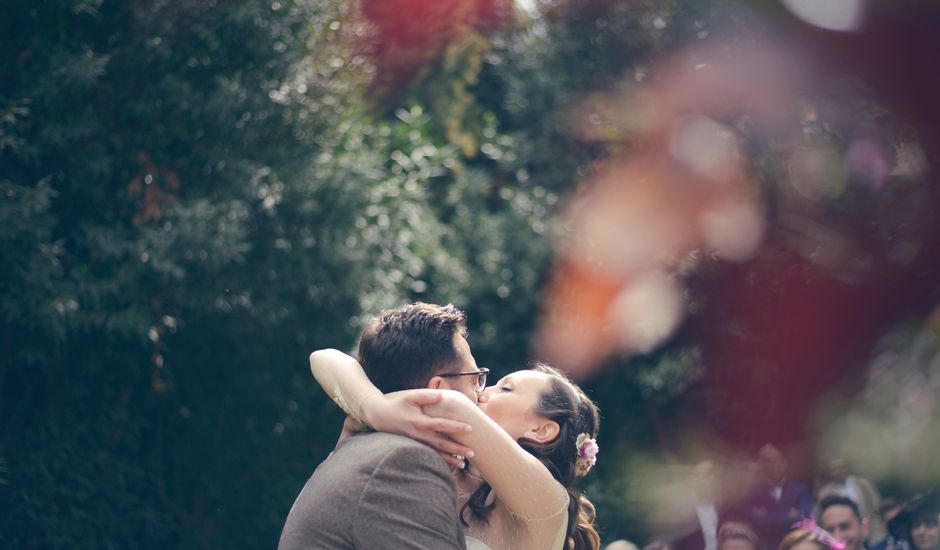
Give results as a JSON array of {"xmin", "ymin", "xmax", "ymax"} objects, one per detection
[{"xmin": 605, "ymin": 445, "xmax": 939, "ymax": 550}]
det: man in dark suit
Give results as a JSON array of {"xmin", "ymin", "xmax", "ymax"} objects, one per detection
[
  {"xmin": 741, "ymin": 444, "xmax": 813, "ymax": 550},
  {"xmin": 672, "ymin": 460, "xmax": 724, "ymax": 550},
  {"xmin": 279, "ymin": 303, "xmax": 484, "ymax": 549}
]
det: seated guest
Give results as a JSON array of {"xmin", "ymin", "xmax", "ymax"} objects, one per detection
[
  {"xmin": 888, "ymin": 490, "xmax": 940, "ymax": 550},
  {"xmin": 741, "ymin": 445, "xmax": 813, "ymax": 549},
  {"xmin": 673, "ymin": 460, "xmax": 726, "ymax": 550},
  {"xmin": 817, "ymin": 458, "xmax": 885, "ymax": 543},
  {"xmin": 718, "ymin": 522, "xmax": 763, "ymax": 550},
  {"xmin": 819, "ymin": 495, "xmax": 869, "ymax": 550},
  {"xmin": 778, "ymin": 528, "xmax": 833, "ymax": 550}
]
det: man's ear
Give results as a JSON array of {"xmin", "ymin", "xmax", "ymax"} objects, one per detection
[
  {"xmin": 427, "ymin": 376, "xmax": 447, "ymax": 390},
  {"xmin": 861, "ymin": 518, "xmax": 869, "ymax": 537},
  {"xmin": 528, "ymin": 420, "xmax": 560, "ymax": 444}
]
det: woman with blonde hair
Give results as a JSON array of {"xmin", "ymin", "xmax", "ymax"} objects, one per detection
[
  {"xmin": 717, "ymin": 521, "xmax": 763, "ymax": 550},
  {"xmin": 778, "ymin": 523, "xmax": 845, "ymax": 550}
]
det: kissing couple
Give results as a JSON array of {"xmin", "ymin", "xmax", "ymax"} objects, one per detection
[{"xmin": 279, "ymin": 302, "xmax": 602, "ymax": 550}]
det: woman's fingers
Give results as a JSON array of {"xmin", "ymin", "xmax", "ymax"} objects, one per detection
[
  {"xmin": 335, "ymin": 415, "xmax": 359, "ymax": 448},
  {"xmin": 396, "ymin": 390, "xmax": 472, "ymax": 434},
  {"xmin": 368, "ymin": 390, "xmax": 474, "ymax": 457},
  {"xmin": 437, "ymin": 450, "xmax": 468, "ymax": 470},
  {"xmin": 419, "ymin": 417, "xmax": 472, "ymax": 435}
]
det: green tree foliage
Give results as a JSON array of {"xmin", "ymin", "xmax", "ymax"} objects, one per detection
[
  {"xmin": 1, "ymin": 0, "xmax": 449, "ymax": 546},
  {"xmin": 0, "ymin": 0, "xmax": 565, "ymax": 546}
]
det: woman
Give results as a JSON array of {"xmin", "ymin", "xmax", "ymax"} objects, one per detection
[
  {"xmin": 778, "ymin": 526, "xmax": 840, "ymax": 550},
  {"xmin": 717, "ymin": 522, "xmax": 763, "ymax": 550},
  {"xmin": 911, "ymin": 513, "xmax": 940, "ymax": 550},
  {"xmin": 890, "ymin": 491, "xmax": 940, "ymax": 550},
  {"xmin": 310, "ymin": 349, "xmax": 601, "ymax": 550}
]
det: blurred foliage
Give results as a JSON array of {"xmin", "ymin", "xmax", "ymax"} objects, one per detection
[{"xmin": 817, "ymin": 320, "xmax": 940, "ymax": 490}]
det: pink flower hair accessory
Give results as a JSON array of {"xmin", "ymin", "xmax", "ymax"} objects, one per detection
[
  {"xmin": 791, "ymin": 517, "xmax": 847, "ymax": 550},
  {"xmin": 575, "ymin": 433, "xmax": 599, "ymax": 477}
]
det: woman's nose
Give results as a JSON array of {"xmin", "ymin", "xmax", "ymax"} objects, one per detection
[{"xmin": 478, "ymin": 386, "xmax": 493, "ymax": 402}]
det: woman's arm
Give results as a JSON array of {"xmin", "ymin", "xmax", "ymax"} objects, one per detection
[
  {"xmin": 309, "ymin": 349, "xmax": 382, "ymax": 423},
  {"xmin": 422, "ymin": 391, "xmax": 569, "ymax": 521},
  {"xmin": 309, "ymin": 349, "xmax": 474, "ymax": 461}
]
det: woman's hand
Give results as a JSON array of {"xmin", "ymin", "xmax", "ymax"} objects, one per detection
[
  {"xmin": 334, "ymin": 415, "xmax": 362, "ymax": 448},
  {"xmin": 360, "ymin": 390, "xmax": 475, "ymax": 469}
]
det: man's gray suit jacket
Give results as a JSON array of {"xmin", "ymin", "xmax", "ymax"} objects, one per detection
[{"xmin": 278, "ymin": 431, "xmax": 467, "ymax": 549}]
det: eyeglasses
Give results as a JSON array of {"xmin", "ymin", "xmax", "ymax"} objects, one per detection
[{"xmin": 438, "ymin": 368, "xmax": 489, "ymax": 392}]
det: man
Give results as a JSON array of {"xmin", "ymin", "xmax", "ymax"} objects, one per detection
[
  {"xmin": 672, "ymin": 460, "xmax": 724, "ymax": 550},
  {"xmin": 817, "ymin": 457, "xmax": 886, "ymax": 543},
  {"xmin": 741, "ymin": 444, "xmax": 813, "ymax": 549},
  {"xmin": 278, "ymin": 303, "xmax": 484, "ymax": 549},
  {"xmin": 820, "ymin": 495, "xmax": 869, "ymax": 550}
]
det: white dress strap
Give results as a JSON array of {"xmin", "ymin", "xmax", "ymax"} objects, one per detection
[{"xmin": 465, "ymin": 536, "xmax": 494, "ymax": 550}]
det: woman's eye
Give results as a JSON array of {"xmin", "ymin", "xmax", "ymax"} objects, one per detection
[{"xmin": 499, "ymin": 386, "xmax": 513, "ymax": 392}]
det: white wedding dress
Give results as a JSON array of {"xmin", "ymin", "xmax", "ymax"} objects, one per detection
[
  {"xmin": 466, "ymin": 536, "xmax": 492, "ymax": 550},
  {"xmin": 461, "ymin": 503, "xmax": 568, "ymax": 550}
]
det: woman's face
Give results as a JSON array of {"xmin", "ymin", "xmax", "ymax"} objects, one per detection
[
  {"xmin": 478, "ymin": 370, "xmax": 552, "ymax": 440},
  {"xmin": 912, "ymin": 514, "xmax": 940, "ymax": 550}
]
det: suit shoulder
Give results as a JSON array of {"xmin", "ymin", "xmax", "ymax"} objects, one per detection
[
  {"xmin": 339, "ymin": 432, "xmax": 446, "ymax": 469},
  {"xmin": 339, "ymin": 431, "xmax": 431, "ymax": 453},
  {"xmin": 373, "ymin": 433, "xmax": 448, "ymax": 469},
  {"xmin": 362, "ymin": 431, "xmax": 430, "ymax": 449}
]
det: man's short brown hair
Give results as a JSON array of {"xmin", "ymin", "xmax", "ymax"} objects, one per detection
[{"xmin": 357, "ymin": 302, "xmax": 468, "ymax": 393}]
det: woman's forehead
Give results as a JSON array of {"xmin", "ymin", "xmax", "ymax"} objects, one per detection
[{"xmin": 500, "ymin": 369, "xmax": 550, "ymax": 386}]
